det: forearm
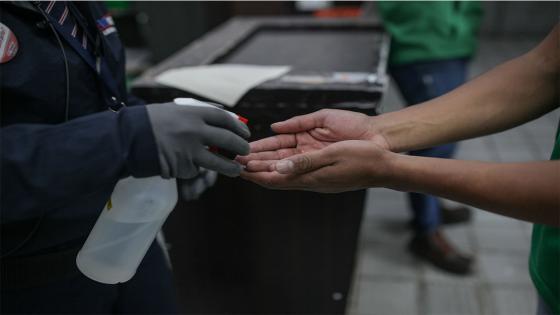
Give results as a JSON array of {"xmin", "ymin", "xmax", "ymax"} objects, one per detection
[
  {"xmin": 372, "ymin": 26, "xmax": 559, "ymax": 153},
  {"xmin": 0, "ymin": 106, "xmax": 160, "ymax": 222},
  {"xmin": 383, "ymin": 154, "xmax": 560, "ymax": 226}
]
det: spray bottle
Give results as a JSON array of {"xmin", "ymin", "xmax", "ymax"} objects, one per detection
[{"xmin": 76, "ymin": 98, "xmax": 248, "ymax": 284}]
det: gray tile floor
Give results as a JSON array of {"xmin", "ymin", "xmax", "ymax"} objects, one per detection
[{"xmin": 346, "ymin": 37, "xmax": 559, "ymax": 315}]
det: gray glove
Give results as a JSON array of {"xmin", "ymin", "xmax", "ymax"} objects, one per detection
[
  {"xmin": 146, "ymin": 102, "xmax": 250, "ymax": 179},
  {"xmin": 177, "ymin": 168, "xmax": 217, "ymax": 201}
]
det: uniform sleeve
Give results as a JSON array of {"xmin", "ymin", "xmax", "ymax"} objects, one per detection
[
  {"xmin": 0, "ymin": 105, "xmax": 161, "ymax": 223},
  {"xmin": 127, "ymin": 92, "xmax": 147, "ymax": 107}
]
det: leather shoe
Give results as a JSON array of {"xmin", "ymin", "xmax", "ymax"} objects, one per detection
[
  {"xmin": 408, "ymin": 230, "xmax": 474, "ymax": 275},
  {"xmin": 440, "ymin": 202, "xmax": 472, "ymax": 225}
]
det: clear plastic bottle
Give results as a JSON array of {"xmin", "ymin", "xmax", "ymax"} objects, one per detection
[
  {"xmin": 77, "ymin": 98, "xmax": 246, "ymax": 284},
  {"xmin": 76, "ymin": 176, "xmax": 178, "ymax": 284}
]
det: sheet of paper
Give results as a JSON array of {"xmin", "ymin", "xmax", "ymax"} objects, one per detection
[{"xmin": 155, "ymin": 64, "xmax": 291, "ymax": 107}]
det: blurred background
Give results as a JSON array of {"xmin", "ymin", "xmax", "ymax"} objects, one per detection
[
  {"xmin": 110, "ymin": 1, "xmax": 559, "ymax": 314},
  {"xmin": 109, "ymin": 1, "xmax": 559, "ymax": 78}
]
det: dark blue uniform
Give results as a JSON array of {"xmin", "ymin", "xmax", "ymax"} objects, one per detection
[{"xmin": 1, "ymin": 2, "xmax": 177, "ymax": 313}]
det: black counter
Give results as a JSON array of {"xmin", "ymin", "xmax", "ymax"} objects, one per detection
[{"xmin": 132, "ymin": 16, "xmax": 389, "ymax": 314}]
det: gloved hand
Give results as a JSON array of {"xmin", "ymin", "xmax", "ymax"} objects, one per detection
[
  {"xmin": 146, "ymin": 102, "xmax": 250, "ymax": 179},
  {"xmin": 177, "ymin": 168, "xmax": 217, "ymax": 201}
]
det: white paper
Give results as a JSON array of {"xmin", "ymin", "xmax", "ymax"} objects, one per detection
[{"xmin": 155, "ymin": 64, "xmax": 291, "ymax": 107}]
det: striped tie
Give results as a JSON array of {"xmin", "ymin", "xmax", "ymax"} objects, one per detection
[{"xmin": 39, "ymin": 1, "xmax": 94, "ymax": 53}]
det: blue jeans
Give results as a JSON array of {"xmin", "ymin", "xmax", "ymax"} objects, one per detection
[
  {"xmin": 390, "ymin": 58, "xmax": 469, "ymax": 234},
  {"xmin": 537, "ymin": 294, "xmax": 554, "ymax": 315}
]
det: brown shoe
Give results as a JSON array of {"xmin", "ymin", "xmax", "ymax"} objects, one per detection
[
  {"xmin": 408, "ymin": 230, "xmax": 473, "ymax": 275},
  {"xmin": 439, "ymin": 202, "xmax": 472, "ymax": 225}
]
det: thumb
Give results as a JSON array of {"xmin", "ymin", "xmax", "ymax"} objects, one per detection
[
  {"xmin": 274, "ymin": 150, "xmax": 331, "ymax": 175},
  {"xmin": 271, "ymin": 110, "xmax": 326, "ymax": 134}
]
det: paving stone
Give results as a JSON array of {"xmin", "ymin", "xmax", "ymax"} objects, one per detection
[
  {"xmin": 357, "ymin": 240, "xmax": 418, "ymax": 280},
  {"xmin": 474, "ymin": 225, "xmax": 531, "ymax": 255},
  {"xmin": 456, "ymin": 138, "xmax": 495, "ymax": 161},
  {"xmin": 352, "ymin": 279, "xmax": 418, "ymax": 315},
  {"xmin": 480, "ymin": 136, "xmax": 503, "ymax": 161},
  {"xmin": 492, "ymin": 129, "xmax": 528, "ymax": 146},
  {"xmin": 346, "ymin": 274, "xmax": 362, "ymax": 315},
  {"xmin": 364, "ymin": 188, "xmax": 409, "ymax": 221},
  {"xmin": 473, "ymin": 208, "xmax": 527, "ymax": 229},
  {"xmin": 521, "ymin": 222, "xmax": 534, "ymax": 240},
  {"xmin": 488, "ymin": 285, "xmax": 538, "ymax": 315},
  {"xmin": 546, "ymin": 108, "xmax": 560, "ymax": 125},
  {"xmin": 516, "ymin": 128, "xmax": 550, "ymax": 161},
  {"xmin": 479, "ymin": 253, "xmax": 532, "ymax": 285},
  {"xmin": 421, "ymin": 263, "xmax": 482, "ymax": 285},
  {"xmin": 424, "ymin": 282, "xmax": 481, "ymax": 315},
  {"xmin": 491, "ymin": 131, "xmax": 536, "ymax": 162},
  {"xmin": 493, "ymin": 148, "xmax": 536, "ymax": 162},
  {"xmin": 359, "ymin": 220, "xmax": 412, "ymax": 246}
]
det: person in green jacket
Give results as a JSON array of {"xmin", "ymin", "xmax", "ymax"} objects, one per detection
[
  {"xmin": 239, "ymin": 24, "xmax": 559, "ymax": 315},
  {"xmin": 376, "ymin": 1, "xmax": 483, "ymax": 275}
]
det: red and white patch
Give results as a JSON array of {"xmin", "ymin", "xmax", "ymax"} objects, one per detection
[
  {"xmin": 96, "ymin": 15, "xmax": 117, "ymax": 36},
  {"xmin": 0, "ymin": 23, "xmax": 18, "ymax": 64}
]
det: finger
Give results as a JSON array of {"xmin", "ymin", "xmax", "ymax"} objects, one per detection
[
  {"xmin": 177, "ymin": 170, "xmax": 216, "ymax": 200},
  {"xmin": 203, "ymin": 126, "xmax": 250, "ymax": 156},
  {"xmin": 240, "ymin": 151, "xmax": 282, "ymax": 162},
  {"xmin": 236, "ymin": 151, "xmax": 280, "ymax": 165},
  {"xmin": 271, "ymin": 110, "xmax": 327, "ymax": 134},
  {"xmin": 240, "ymin": 170, "xmax": 319, "ymax": 191},
  {"xmin": 250, "ymin": 134, "xmax": 297, "ymax": 153},
  {"xmin": 245, "ymin": 159, "xmax": 278, "ymax": 172},
  {"xmin": 236, "ymin": 148, "xmax": 300, "ymax": 165},
  {"xmin": 201, "ymin": 107, "xmax": 251, "ymax": 139},
  {"xmin": 195, "ymin": 150, "xmax": 243, "ymax": 177},
  {"xmin": 177, "ymin": 178, "xmax": 200, "ymax": 201},
  {"xmin": 274, "ymin": 149, "xmax": 334, "ymax": 175},
  {"xmin": 240, "ymin": 170, "xmax": 290, "ymax": 189}
]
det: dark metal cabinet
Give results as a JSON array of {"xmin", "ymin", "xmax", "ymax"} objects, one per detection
[{"xmin": 133, "ymin": 17, "xmax": 389, "ymax": 314}]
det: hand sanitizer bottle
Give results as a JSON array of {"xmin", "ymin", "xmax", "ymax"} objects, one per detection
[
  {"xmin": 77, "ymin": 98, "xmax": 246, "ymax": 284},
  {"xmin": 76, "ymin": 176, "xmax": 178, "ymax": 284}
]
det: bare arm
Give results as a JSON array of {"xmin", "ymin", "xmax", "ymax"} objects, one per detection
[
  {"xmin": 386, "ymin": 155, "xmax": 560, "ymax": 226},
  {"xmin": 375, "ymin": 25, "xmax": 560, "ymax": 152},
  {"xmin": 242, "ymin": 141, "xmax": 560, "ymax": 226},
  {"xmin": 240, "ymin": 25, "xmax": 560, "ymax": 171},
  {"xmin": 240, "ymin": 26, "xmax": 560, "ymax": 225}
]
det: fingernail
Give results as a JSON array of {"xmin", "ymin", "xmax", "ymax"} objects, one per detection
[{"xmin": 275, "ymin": 160, "xmax": 294, "ymax": 174}]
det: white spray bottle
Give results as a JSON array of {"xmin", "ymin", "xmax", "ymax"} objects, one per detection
[{"xmin": 76, "ymin": 98, "xmax": 248, "ymax": 284}]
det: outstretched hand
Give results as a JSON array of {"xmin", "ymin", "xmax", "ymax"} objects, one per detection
[
  {"xmin": 240, "ymin": 140, "xmax": 394, "ymax": 193},
  {"xmin": 236, "ymin": 109, "xmax": 388, "ymax": 172}
]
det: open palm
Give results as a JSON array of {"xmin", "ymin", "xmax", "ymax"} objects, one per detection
[{"xmin": 237, "ymin": 109, "xmax": 386, "ymax": 172}]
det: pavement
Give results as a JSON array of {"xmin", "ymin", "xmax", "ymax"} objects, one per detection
[{"xmin": 346, "ymin": 37, "xmax": 560, "ymax": 315}]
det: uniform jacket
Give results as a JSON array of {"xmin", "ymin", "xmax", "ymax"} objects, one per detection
[{"xmin": 0, "ymin": 1, "xmax": 160, "ymax": 256}]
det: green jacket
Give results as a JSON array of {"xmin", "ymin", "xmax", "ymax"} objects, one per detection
[
  {"xmin": 530, "ymin": 121, "xmax": 560, "ymax": 314},
  {"xmin": 377, "ymin": 1, "xmax": 483, "ymax": 65}
]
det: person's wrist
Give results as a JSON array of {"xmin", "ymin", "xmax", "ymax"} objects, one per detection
[
  {"xmin": 121, "ymin": 105, "xmax": 162, "ymax": 177},
  {"xmin": 365, "ymin": 148, "xmax": 405, "ymax": 190},
  {"xmin": 360, "ymin": 144, "xmax": 397, "ymax": 188},
  {"xmin": 383, "ymin": 152, "xmax": 416, "ymax": 192},
  {"xmin": 365, "ymin": 115, "xmax": 392, "ymax": 151}
]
